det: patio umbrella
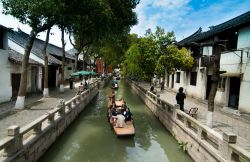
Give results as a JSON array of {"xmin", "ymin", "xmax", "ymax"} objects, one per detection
[{"xmin": 71, "ymin": 70, "xmax": 91, "ymax": 76}]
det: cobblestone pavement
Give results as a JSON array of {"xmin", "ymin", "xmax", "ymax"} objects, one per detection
[
  {"xmin": 0, "ymin": 83, "xmax": 80, "ymax": 139},
  {"xmin": 137, "ymin": 81, "xmax": 250, "ymax": 152}
]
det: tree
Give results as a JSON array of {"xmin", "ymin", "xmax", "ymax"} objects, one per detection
[
  {"xmin": 122, "ymin": 27, "xmax": 176, "ymax": 81},
  {"xmin": 155, "ymin": 45, "xmax": 193, "ymax": 76},
  {"xmin": 1, "ymin": 0, "xmax": 57, "ymax": 109},
  {"xmin": 42, "ymin": 28, "xmax": 51, "ymax": 97},
  {"xmin": 60, "ymin": 27, "xmax": 66, "ymax": 92},
  {"xmin": 206, "ymin": 37, "xmax": 226, "ymax": 128},
  {"xmin": 70, "ymin": 0, "xmax": 139, "ymax": 71},
  {"xmin": 121, "ymin": 44, "xmax": 142, "ymax": 78}
]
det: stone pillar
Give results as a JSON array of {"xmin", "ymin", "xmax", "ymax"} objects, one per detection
[
  {"xmin": 219, "ymin": 132, "xmax": 237, "ymax": 161},
  {"xmin": 4, "ymin": 125, "xmax": 22, "ymax": 157},
  {"xmin": 33, "ymin": 123, "xmax": 42, "ymax": 135},
  {"xmin": 173, "ymin": 104, "xmax": 180, "ymax": 119},
  {"xmin": 57, "ymin": 100, "xmax": 65, "ymax": 117},
  {"xmin": 48, "ymin": 113, "xmax": 55, "ymax": 124}
]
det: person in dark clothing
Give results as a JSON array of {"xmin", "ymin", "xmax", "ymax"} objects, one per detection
[
  {"xmin": 69, "ymin": 77, "xmax": 74, "ymax": 89},
  {"xmin": 160, "ymin": 81, "xmax": 164, "ymax": 91},
  {"xmin": 123, "ymin": 108, "xmax": 133, "ymax": 122},
  {"xmin": 150, "ymin": 84, "xmax": 155, "ymax": 92},
  {"xmin": 176, "ymin": 87, "xmax": 186, "ymax": 112}
]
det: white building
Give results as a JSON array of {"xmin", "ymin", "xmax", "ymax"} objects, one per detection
[
  {"xmin": 169, "ymin": 11, "xmax": 250, "ymax": 114},
  {"xmin": 8, "ymin": 29, "xmax": 75, "ymax": 87},
  {"xmin": 0, "ymin": 25, "xmax": 76, "ymax": 103},
  {"xmin": 0, "ymin": 25, "xmax": 42, "ymax": 103}
]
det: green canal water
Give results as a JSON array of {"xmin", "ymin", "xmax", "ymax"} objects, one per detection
[{"xmin": 39, "ymin": 80, "xmax": 194, "ymax": 162}]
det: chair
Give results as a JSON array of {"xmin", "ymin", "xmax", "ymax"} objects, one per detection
[{"xmin": 187, "ymin": 107, "xmax": 198, "ymax": 119}]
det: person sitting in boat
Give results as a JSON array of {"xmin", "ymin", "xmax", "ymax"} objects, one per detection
[
  {"xmin": 123, "ymin": 108, "xmax": 133, "ymax": 122},
  {"xmin": 114, "ymin": 110, "xmax": 126, "ymax": 128},
  {"xmin": 121, "ymin": 101, "xmax": 127, "ymax": 114},
  {"xmin": 110, "ymin": 105, "xmax": 118, "ymax": 125}
]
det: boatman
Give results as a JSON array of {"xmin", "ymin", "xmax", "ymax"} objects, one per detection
[{"xmin": 109, "ymin": 91, "xmax": 115, "ymax": 104}]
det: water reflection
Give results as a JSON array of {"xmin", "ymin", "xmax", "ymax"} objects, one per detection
[{"xmin": 39, "ymin": 80, "xmax": 193, "ymax": 162}]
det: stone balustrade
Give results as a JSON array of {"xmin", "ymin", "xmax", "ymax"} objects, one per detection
[
  {"xmin": 127, "ymin": 79, "xmax": 250, "ymax": 162},
  {"xmin": 0, "ymin": 81, "xmax": 99, "ymax": 162}
]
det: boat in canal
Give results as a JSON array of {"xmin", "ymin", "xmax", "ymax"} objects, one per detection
[
  {"xmin": 108, "ymin": 99, "xmax": 135, "ymax": 136},
  {"xmin": 111, "ymin": 80, "xmax": 119, "ymax": 89}
]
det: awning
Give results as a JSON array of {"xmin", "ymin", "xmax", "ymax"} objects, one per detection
[
  {"xmin": 220, "ymin": 72, "xmax": 242, "ymax": 77},
  {"xmin": 71, "ymin": 70, "xmax": 97, "ymax": 76}
]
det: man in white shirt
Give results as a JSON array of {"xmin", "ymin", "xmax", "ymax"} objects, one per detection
[{"xmin": 115, "ymin": 113, "xmax": 126, "ymax": 128}]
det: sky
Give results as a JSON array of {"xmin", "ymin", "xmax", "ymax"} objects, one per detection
[
  {"xmin": 1, "ymin": 0, "xmax": 250, "ymax": 49},
  {"xmin": 131, "ymin": 0, "xmax": 250, "ymax": 41},
  {"xmin": 0, "ymin": 3, "xmax": 73, "ymax": 50}
]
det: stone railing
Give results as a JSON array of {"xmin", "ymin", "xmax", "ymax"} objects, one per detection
[
  {"xmin": 0, "ymin": 81, "xmax": 99, "ymax": 162},
  {"xmin": 127, "ymin": 79, "xmax": 250, "ymax": 162}
]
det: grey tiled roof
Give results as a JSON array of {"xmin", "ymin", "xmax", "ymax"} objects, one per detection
[
  {"xmin": 179, "ymin": 11, "xmax": 250, "ymax": 45},
  {"xmin": 8, "ymin": 29, "xmax": 74, "ymax": 65},
  {"xmin": 66, "ymin": 48, "xmax": 78, "ymax": 55},
  {"xmin": 8, "ymin": 49, "xmax": 41, "ymax": 65}
]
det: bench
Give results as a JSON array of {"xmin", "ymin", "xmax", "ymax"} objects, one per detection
[{"xmin": 186, "ymin": 107, "xmax": 198, "ymax": 119}]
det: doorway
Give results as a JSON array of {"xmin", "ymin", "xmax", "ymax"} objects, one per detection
[
  {"xmin": 48, "ymin": 66, "xmax": 57, "ymax": 88},
  {"xmin": 206, "ymin": 75, "xmax": 212, "ymax": 99},
  {"xmin": 11, "ymin": 73, "xmax": 21, "ymax": 98},
  {"xmin": 31, "ymin": 67, "xmax": 38, "ymax": 92},
  {"xmin": 228, "ymin": 77, "xmax": 240, "ymax": 109},
  {"xmin": 171, "ymin": 74, "xmax": 174, "ymax": 88}
]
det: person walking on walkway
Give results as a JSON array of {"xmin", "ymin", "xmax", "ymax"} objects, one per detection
[{"xmin": 176, "ymin": 87, "xmax": 186, "ymax": 112}]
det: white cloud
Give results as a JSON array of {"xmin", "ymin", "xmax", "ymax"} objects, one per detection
[
  {"xmin": 152, "ymin": 0, "xmax": 190, "ymax": 9},
  {"xmin": 0, "ymin": 3, "xmax": 73, "ymax": 50},
  {"xmin": 131, "ymin": 0, "xmax": 250, "ymax": 42},
  {"xmin": 130, "ymin": 0, "xmax": 191, "ymax": 36}
]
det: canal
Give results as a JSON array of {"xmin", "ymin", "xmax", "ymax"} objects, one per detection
[{"xmin": 39, "ymin": 80, "xmax": 193, "ymax": 162}]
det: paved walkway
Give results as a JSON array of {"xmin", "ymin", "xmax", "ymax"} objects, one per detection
[
  {"xmin": 137, "ymin": 81, "xmax": 250, "ymax": 152},
  {"xmin": 0, "ymin": 83, "xmax": 80, "ymax": 139}
]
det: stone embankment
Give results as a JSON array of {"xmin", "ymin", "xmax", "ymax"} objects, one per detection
[
  {"xmin": 128, "ymin": 79, "xmax": 250, "ymax": 162},
  {"xmin": 0, "ymin": 81, "xmax": 100, "ymax": 162}
]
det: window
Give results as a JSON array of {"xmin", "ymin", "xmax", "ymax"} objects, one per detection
[
  {"xmin": 67, "ymin": 67, "xmax": 72, "ymax": 70},
  {"xmin": 190, "ymin": 72, "xmax": 197, "ymax": 86},
  {"xmin": 176, "ymin": 72, "xmax": 180, "ymax": 83},
  {"xmin": 218, "ymin": 77, "xmax": 225, "ymax": 91}
]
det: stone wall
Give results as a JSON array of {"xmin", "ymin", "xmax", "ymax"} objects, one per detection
[
  {"xmin": 0, "ymin": 82, "xmax": 99, "ymax": 162},
  {"xmin": 128, "ymin": 79, "xmax": 250, "ymax": 162}
]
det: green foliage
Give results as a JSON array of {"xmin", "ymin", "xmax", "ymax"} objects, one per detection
[
  {"xmin": 122, "ymin": 44, "xmax": 142, "ymax": 77},
  {"xmin": 155, "ymin": 45, "xmax": 193, "ymax": 76},
  {"xmin": 69, "ymin": 0, "xmax": 139, "ymax": 69},
  {"xmin": 178, "ymin": 141, "xmax": 188, "ymax": 153},
  {"xmin": 122, "ymin": 27, "xmax": 177, "ymax": 81}
]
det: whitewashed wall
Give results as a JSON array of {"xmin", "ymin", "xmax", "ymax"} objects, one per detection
[
  {"xmin": 237, "ymin": 25, "xmax": 250, "ymax": 49},
  {"xmin": 237, "ymin": 25, "xmax": 250, "ymax": 113},
  {"xmin": 64, "ymin": 59, "xmax": 74, "ymax": 80},
  {"xmin": 239, "ymin": 57, "xmax": 250, "ymax": 113},
  {"xmin": 0, "ymin": 50, "xmax": 12, "ymax": 102}
]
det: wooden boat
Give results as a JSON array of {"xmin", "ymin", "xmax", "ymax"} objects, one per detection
[
  {"xmin": 111, "ymin": 83, "xmax": 119, "ymax": 89},
  {"xmin": 111, "ymin": 81, "xmax": 119, "ymax": 89},
  {"xmin": 108, "ymin": 100, "xmax": 135, "ymax": 136}
]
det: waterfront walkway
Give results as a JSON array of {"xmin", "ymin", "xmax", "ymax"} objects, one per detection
[
  {"xmin": 136, "ymin": 81, "xmax": 250, "ymax": 152},
  {"xmin": 0, "ymin": 83, "xmax": 80, "ymax": 139}
]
